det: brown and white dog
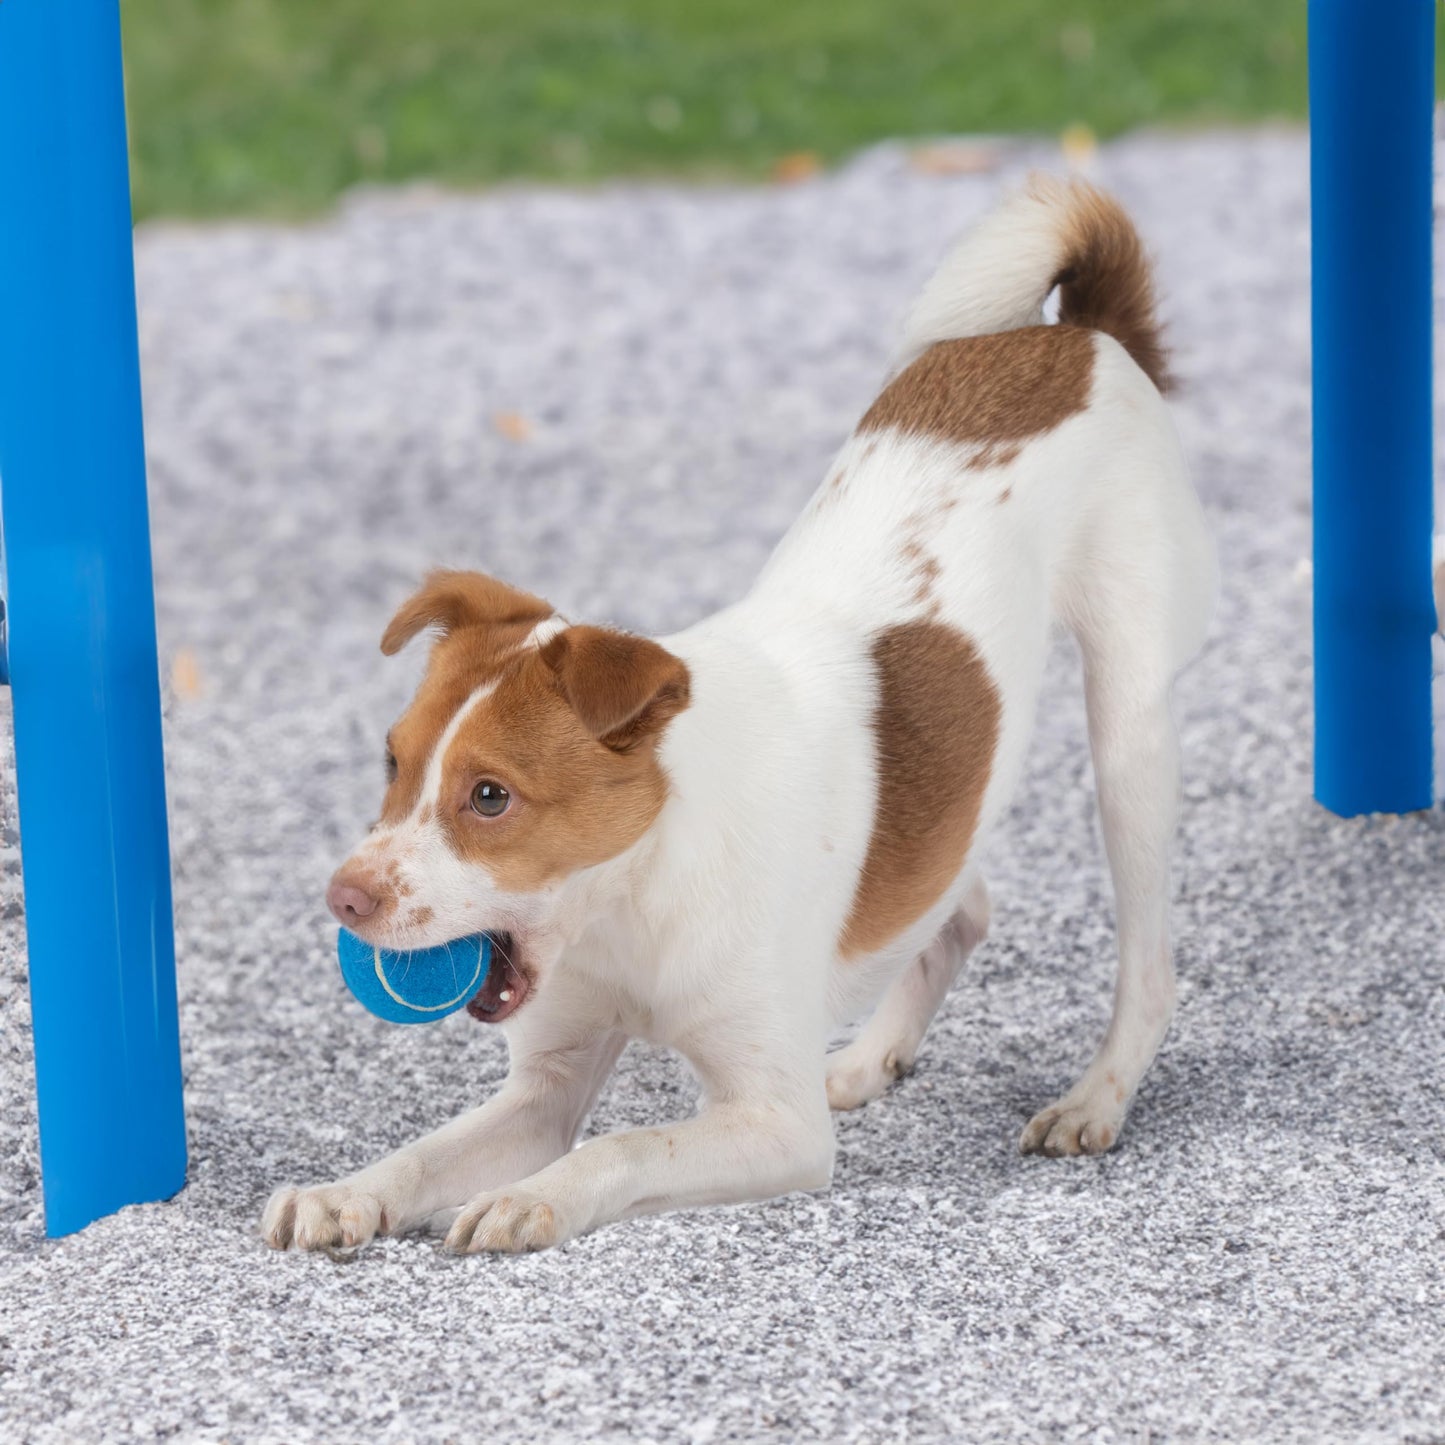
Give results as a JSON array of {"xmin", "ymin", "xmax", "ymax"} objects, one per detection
[{"xmin": 263, "ymin": 177, "xmax": 1217, "ymax": 1255}]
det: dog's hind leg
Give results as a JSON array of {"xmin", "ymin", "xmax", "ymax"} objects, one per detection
[
  {"xmin": 1019, "ymin": 670, "xmax": 1179, "ymax": 1155},
  {"xmin": 1022, "ymin": 419, "xmax": 1214, "ymax": 1155},
  {"xmin": 826, "ymin": 875, "xmax": 990, "ymax": 1111}
]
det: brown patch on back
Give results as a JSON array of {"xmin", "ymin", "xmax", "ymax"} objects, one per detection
[
  {"xmin": 858, "ymin": 327, "xmax": 1094, "ymax": 449},
  {"xmin": 840, "ymin": 621, "xmax": 1001, "ymax": 958}
]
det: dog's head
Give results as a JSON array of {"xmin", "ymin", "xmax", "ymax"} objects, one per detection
[{"xmin": 326, "ymin": 569, "xmax": 690, "ymax": 1022}]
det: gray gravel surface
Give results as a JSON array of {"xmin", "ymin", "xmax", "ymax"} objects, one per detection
[{"xmin": 2, "ymin": 129, "xmax": 1444, "ymax": 1444}]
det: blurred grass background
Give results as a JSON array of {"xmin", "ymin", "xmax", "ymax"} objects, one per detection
[{"xmin": 118, "ymin": 0, "xmax": 1422, "ymax": 220}]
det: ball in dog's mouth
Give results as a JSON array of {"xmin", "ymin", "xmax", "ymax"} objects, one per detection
[{"xmin": 466, "ymin": 933, "xmax": 530, "ymax": 1023}]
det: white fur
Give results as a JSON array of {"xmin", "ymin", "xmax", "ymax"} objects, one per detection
[
  {"xmin": 893, "ymin": 174, "xmax": 1088, "ymax": 372},
  {"xmin": 264, "ymin": 186, "xmax": 1218, "ymax": 1255}
]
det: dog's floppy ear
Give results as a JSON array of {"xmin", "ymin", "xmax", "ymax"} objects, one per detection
[
  {"xmin": 540, "ymin": 625, "xmax": 690, "ymax": 752},
  {"xmin": 381, "ymin": 569, "xmax": 552, "ymax": 655}
]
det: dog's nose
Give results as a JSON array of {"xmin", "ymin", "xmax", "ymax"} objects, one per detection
[{"xmin": 327, "ymin": 878, "xmax": 379, "ymax": 925}]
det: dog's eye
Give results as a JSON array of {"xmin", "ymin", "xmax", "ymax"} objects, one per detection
[
  {"xmin": 470, "ymin": 780, "xmax": 510, "ymax": 818},
  {"xmin": 384, "ymin": 751, "xmax": 398, "ymax": 783}
]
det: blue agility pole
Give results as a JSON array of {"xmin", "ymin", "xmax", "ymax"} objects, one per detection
[
  {"xmin": 1309, "ymin": 0, "xmax": 1437, "ymax": 816},
  {"xmin": 0, "ymin": 1, "xmax": 187, "ymax": 1234}
]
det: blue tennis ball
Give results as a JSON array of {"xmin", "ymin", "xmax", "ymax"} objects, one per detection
[{"xmin": 336, "ymin": 928, "xmax": 492, "ymax": 1025}]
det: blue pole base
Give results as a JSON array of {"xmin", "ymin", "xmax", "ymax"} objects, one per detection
[
  {"xmin": 0, "ymin": 0, "xmax": 188, "ymax": 1235},
  {"xmin": 1309, "ymin": 0, "xmax": 1437, "ymax": 817}
]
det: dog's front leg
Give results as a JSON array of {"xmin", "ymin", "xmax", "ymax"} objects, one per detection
[
  {"xmin": 262, "ymin": 1026, "xmax": 626, "ymax": 1251},
  {"xmin": 445, "ymin": 1070, "xmax": 835, "ymax": 1255}
]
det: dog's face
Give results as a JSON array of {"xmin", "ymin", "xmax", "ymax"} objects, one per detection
[{"xmin": 327, "ymin": 570, "xmax": 689, "ymax": 1022}]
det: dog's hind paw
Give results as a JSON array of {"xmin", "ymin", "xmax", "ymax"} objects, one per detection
[
  {"xmin": 1020, "ymin": 1091, "xmax": 1126, "ymax": 1157},
  {"xmin": 825, "ymin": 1038, "xmax": 911, "ymax": 1111}
]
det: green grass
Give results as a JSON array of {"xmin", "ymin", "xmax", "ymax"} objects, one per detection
[{"xmin": 117, "ymin": 1, "xmax": 1407, "ymax": 220}]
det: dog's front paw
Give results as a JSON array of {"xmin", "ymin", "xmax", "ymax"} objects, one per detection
[
  {"xmin": 1020, "ymin": 1090, "xmax": 1126, "ymax": 1157},
  {"xmin": 445, "ymin": 1188, "xmax": 572, "ymax": 1254},
  {"xmin": 261, "ymin": 1180, "xmax": 389, "ymax": 1251}
]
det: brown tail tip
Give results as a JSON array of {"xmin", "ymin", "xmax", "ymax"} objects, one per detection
[{"xmin": 1034, "ymin": 175, "xmax": 1170, "ymax": 393}]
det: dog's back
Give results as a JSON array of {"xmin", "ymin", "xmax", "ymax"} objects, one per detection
[
  {"xmin": 745, "ymin": 178, "xmax": 1215, "ymax": 1146},
  {"xmin": 754, "ymin": 176, "xmax": 1212, "ymax": 818}
]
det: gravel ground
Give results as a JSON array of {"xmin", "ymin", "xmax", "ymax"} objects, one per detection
[{"xmin": 2, "ymin": 129, "xmax": 1444, "ymax": 1444}]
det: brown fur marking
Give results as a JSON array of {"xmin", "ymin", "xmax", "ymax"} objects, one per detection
[
  {"xmin": 433, "ymin": 625, "xmax": 689, "ymax": 894},
  {"xmin": 900, "ymin": 531, "xmax": 944, "ymax": 611},
  {"xmin": 377, "ymin": 571, "xmax": 556, "ymax": 825},
  {"xmin": 380, "ymin": 569, "xmax": 552, "ymax": 658},
  {"xmin": 813, "ymin": 469, "xmax": 848, "ymax": 513},
  {"xmin": 965, "ymin": 441, "xmax": 1022, "ymax": 472},
  {"xmin": 1048, "ymin": 176, "xmax": 1170, "ymax": 392},
  {"xmin": 540, "ymin": 626, "xmax": 690, "ymax": 753},
  {"xmin": 858, "ymin": 327, "xmax": 1094, "ymax": 448},
  {"xmin": 840, "ymin": 621, "xmax": 1001, "ymax": 958},
  {"xmin": 373, "ymin": 575, "xmax": 689, "ymax": 902}
]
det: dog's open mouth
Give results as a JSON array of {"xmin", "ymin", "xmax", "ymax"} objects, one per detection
[{"xmin": 465, "ymin": 933, "xmax": 531, "ymax": 1024}]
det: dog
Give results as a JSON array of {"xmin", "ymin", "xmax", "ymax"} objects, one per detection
[{"xmin": 263, "ymin": 176, "xmax": 1217, "ymax": 1255}]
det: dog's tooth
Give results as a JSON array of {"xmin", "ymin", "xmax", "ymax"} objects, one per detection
[{"xmin": 499, "ymin": 989, "xmax": 513, "ymax": 1002}]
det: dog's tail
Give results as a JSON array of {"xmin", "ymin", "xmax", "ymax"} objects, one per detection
[{"xmin": 895, "ymin": 174, "xmax": 1169, "ymax": 391}]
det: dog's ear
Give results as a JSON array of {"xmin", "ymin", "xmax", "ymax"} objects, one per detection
[
  {"xmin": 381, "ymin": 570, "xmax": 552, "ymax": 655},
  {"xmin": 540, "ymin": 625, "xmax": 690, "ymax": 752}
]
